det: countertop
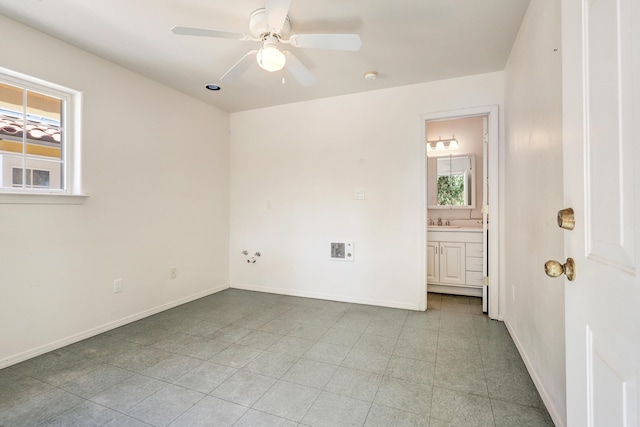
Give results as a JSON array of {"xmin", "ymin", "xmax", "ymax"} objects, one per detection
[{"xmin": 427, "ymin": 226, "xmax": 483, "ymax": 232}]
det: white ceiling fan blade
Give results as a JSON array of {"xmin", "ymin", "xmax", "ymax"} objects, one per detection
[
  {"xmin": 171, "ymin": 26, "xmax": 250, "ymax": 41},
  {"xmin": 265, "ymin": 0, "xmax": 291, "ymax": 32},
  {"xmin": 220, "ymin": 50, "xmax": 258, "ymax": 82},
  {"xmin": 283, "ymin": 52, "xmax": 316, "ymax": 87},
  {"xmin": 289, "ymin": 34, "xmax": 362, "ymax": 51}
]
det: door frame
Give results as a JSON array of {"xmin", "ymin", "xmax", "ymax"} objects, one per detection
[{"xmin": 420, "ymin": 105, "xmax": 501, "ymax": 320}]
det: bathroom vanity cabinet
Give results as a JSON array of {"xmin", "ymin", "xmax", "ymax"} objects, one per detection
[
  {"xmin": 427, "ymin": 228, "xmax": 483, "ymax": 297},
  {"xmin": 427, "ymin": 241, "xmax": 466, "ymax": 285}
]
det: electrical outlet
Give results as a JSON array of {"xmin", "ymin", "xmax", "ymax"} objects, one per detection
[
  {"xmin": 170, "ymin": 267, "xmax": 177, "ymax": 279},
  {"xmin": 113, "ymin": 279, "xmax": 122, "ymax": 293}
]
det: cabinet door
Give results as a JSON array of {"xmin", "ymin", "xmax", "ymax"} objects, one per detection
[
  {"xmin": 439, "ymin": 242, "xmax": 466, "ymax": 285},
  {"xmin": 426, "ymin": 241, "xmax": 439, "ymax": 283}
]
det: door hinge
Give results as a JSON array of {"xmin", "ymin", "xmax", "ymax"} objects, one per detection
[
  {"xmin": 483, "ymin": 133, "xmax": 489, "ymax": 144},
  {"xmin": 484, "ymin": 276, "xmax": 489, "ymax": 286}
]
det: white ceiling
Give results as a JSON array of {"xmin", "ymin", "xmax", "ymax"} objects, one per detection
[{"xmin": 0, "ymin": 0, "xmax": 530, "ymax": 113}]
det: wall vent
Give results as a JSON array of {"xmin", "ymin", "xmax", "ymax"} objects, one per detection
[{"xmin": 330, "ymin": 241, "xmax": 354, "ymax": 261}]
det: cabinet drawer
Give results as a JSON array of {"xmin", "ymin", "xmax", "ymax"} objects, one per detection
[
  {"xmin": 466, "ymin": 271, "xmax": 484, "ymax": 287},
  {"xmin": 466, "ymin": 256, "xmax": 483, "ymax": 272},
  {"xmin": 466, "ymin": 243, "xmax": 483, "ymax": 258}
]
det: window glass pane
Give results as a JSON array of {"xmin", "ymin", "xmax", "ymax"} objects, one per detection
[
  {"xmin": 25, "ymin": 158, "xmax": 61, "ymax": 190},
  {"xmin": 32, "ymin": 169, "xmax": 50, "ymax": 188},
  {"xmin": 0, "ymin": 81, "xmax": 23, "ymax": 112},
  {"xmin": 26, "ymin": 90, "xmax": 62, "ymax": 162},
  {"xmin": 2, "ymin": 154, "xmax": 23, "ymax": 190},
  {"xmin": 12, "ymin": 167, "xmax": 24, "ymax": 186},
  {"xmin": 437, "ymin": 174, "xmax": 465, "ymax": 206},
  {"xmin": 0, "ymin": 82, "xmax": 25, "ymax": 159}
]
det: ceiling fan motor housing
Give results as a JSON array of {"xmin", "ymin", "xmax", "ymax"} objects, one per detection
[{"xmin": 249, "ymin": 8, "xmax": 291, "ymax": 40}]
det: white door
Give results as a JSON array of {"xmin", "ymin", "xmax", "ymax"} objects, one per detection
[
  {"xmin": 482, "ymin": 116, "xmax": 489, "ymax": 313},
  {"xmin": 562, "ymin": 0, "xmax": 640, "ymax": 425}
]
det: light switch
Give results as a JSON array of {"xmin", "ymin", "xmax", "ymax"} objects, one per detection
[{"xmin": 355, "ymin": 189, "xmax": 365, "ymax": 200}]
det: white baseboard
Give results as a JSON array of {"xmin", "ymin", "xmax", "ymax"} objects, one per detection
[
  {"xmin": 230, "ymin": 283, "xmax": 420, "ymax": 311},
  {"xmin": 0, "ymin": 283, "xmax": 229, "ymax": 369},
  {"xmin": 504, "ymin": 319, "xmax": 566, "ymax": 427}
]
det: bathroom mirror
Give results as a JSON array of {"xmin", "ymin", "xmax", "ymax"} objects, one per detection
[{"xmin": 427, "ymin": 154, "xmax": 475, "ymax": 209}]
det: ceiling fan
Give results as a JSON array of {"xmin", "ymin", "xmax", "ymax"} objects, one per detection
[{"xmin": 171, "ymin": 0, "xmax": 362, "ymax": 87}]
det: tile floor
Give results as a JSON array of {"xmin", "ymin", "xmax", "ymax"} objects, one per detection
[{"xmin": 0, "ymin": 290, "xmax": 555, "ymax": 426}]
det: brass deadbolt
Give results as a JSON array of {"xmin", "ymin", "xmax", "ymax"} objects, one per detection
[{"xmin": 557, "ymin": 208, "xmax": 575, "ymax": 230}]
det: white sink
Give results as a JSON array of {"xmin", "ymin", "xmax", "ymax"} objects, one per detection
[{"xmin": 428, "ymin": 225, "xmax": 461, "ymax": 229}]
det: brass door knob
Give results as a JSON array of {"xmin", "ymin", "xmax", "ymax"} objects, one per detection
[{"xmin": 544, "ymin": 258, "xmax": 576, "ymax": 281}]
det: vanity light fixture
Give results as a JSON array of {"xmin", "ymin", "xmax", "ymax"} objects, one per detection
[{"xmin": 427, "ymin": 135, "xmax": 459, "ymax": 151}]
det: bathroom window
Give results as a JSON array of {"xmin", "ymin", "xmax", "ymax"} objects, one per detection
[
  {"xmin": 0, "ymin": 67, "xmax": 81, "ymax": 198},
  {"xmin": 437, "ymin": 172, "xmax": 467, "ymax": 206}
]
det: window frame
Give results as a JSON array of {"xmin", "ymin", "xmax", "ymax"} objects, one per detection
[{"xmin": 0, "ymin": 67, "xmax": 85, "ymax": 204}]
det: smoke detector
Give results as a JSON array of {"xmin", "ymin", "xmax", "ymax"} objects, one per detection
[{"xmin": 364, "ymin": 71, "xmax": 378, "ymax": 81}]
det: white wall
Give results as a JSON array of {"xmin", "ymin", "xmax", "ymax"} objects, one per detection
[
  {"xmin": 0, "ymin": 16, "xmax": 230, "ymax": 367},
  {"xmin": 503, "ymin": 0, "xmax": 566, "ymax": 424},
  {"xmin": 229, "ymin": 73, "xmax": 503, "ymax": 310}
]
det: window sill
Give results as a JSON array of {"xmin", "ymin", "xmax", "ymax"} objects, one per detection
[{"xmin": 0, "ymin": 192, "xmax": 89, "ymax": 205}]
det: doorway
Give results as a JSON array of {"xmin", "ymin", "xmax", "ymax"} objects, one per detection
[{"xmin": 421, "ymin": 105, "xmax": 500, "ymax": 320}]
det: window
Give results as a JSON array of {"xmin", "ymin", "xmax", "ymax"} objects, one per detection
[
  {"xmin": 0, "ymin": 68, "xmax": 81, "ymax": 199},
  {"xmin": 437, "ymin": 173, "xmax": 467, "ymax": 206}
]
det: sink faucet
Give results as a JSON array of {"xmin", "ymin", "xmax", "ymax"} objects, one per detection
[{"xmin": 437, "ymin": 217, "xmax": 442, "ymax": 226}]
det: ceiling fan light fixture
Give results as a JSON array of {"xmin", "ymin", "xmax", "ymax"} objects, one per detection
[{"xmin": 257, "ymin": 36, "xmax": 286, "ymax": 72}]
